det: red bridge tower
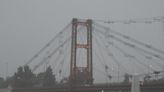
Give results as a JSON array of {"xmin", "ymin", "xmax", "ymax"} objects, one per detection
[{"xmin": 70, "ymin": 18, "xmax": 93, "ymax": 85}]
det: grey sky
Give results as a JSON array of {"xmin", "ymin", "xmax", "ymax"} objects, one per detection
[{"xmin": 0, "ymin": 0, "xmax": 164, "ymax": 81}]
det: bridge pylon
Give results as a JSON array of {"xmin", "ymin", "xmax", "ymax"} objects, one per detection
[{"xmin": 69, "ymin": 18, "xmax": 93, "ymax": 85}]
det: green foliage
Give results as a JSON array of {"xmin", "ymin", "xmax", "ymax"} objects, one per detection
[
  {"xmin": 43, "ymin": 66, "xmax": 56, "ymax": 87},
  {"xmin": 12, "ymin": 65, "xmax": 57, "ymax": 88},
  {"xmin": 13, "ymin": 65, "xmax": 35, "ymax": 88},
  {"xmin": 0, "ymin": 77, "xmax": 5, "ymax": 88},
  {"xmin": 35, "ymin": 72, "xmax": 45, "ymax": 87}
]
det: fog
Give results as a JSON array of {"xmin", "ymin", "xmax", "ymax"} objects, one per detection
[{"xmin": 0, "ymin": 0, "xmax": 164, "ymax": 81}]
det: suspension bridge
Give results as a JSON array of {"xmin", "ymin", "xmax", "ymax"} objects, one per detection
[{"xmin": 13, "ymin": 16, "xmax": 164, "ymax": 92}]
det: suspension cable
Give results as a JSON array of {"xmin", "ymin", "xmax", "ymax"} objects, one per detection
[
  {"xmin": 94, "ymin": 27, "xmax": 149, "ymax": 74},
  {"xmin": 92, "ymin": 31, "xmax": 112, "ymax": 71},
  {"xmin": 32, "ymin": 36, "xmax": 71, "ymax": 72},
  {"xmin": 93, "ymin": 16, "xmax": 164, "ymax": 24},
  {"xmin": 94, "ymin": 22, "xmax": 164, "ymax": 55},
  {"xmin": 93, "ymin": 29, "xmax": 129, "ymax": 74},
  {"xmin": 134, "ymin": 49, "xmax": 164, "ymax": 69},
  {"xmin": 25, "ymin": 22, "xmax": 71, "ymax": 65},
  {"xmin": 94, "ymin": 28, "xmax": 164, "ymax": 61}
]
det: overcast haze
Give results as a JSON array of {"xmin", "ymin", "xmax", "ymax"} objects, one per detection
[{"xmin": 0, "ymin": 0, "xmax": 164, "ymax": 79}]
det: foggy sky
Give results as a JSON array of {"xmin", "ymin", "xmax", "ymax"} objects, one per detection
[{"xmin": 0, "ymin": 0, "xmax": 164, "ymax": 79}]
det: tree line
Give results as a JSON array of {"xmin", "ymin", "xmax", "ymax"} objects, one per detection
[
  {"xmin": 0, "ymin": 66, "xmax": 164, "ymax": 88},
  {"xmin": 0, "ymin": 65, "xmax": 56, "ymax": 88}
]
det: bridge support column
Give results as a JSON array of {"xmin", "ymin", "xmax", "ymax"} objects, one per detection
[{"xmin": 70, "ymin": 18, "xmax": 93, "ymax": 85}]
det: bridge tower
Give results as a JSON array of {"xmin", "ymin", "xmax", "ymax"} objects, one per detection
[{"xmin": 70, "ymin": 18, "xmax": 93, "ymax": 85}]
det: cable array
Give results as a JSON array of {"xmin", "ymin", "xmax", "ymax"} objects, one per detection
[
  {"xmin": 93, "ymin": 16, "xmax": 164, "ymax": 24},
  {"xmin": 25, "ymin": 23, "xmax": 71, "ymax": 65},
  {"xmin": 24, "ymin": 17, "xmax": 164, "ymax": 83},
  {"xmin": 92, "ymin": 22, "xmax": 164, "ymax": 78}
]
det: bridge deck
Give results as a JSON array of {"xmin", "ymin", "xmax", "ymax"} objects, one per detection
[{"xmin": 12, "ymin": 82, "xmax": 164, "ymax": 92}]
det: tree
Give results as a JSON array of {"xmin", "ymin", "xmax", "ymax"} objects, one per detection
[
  {"xmin": 0, "ymin": 77, "xmax": 5, "ymax": 88},
  {"xmin": 43, "ymin": 66, "xmax": 56, "ymax": 87},
  {"xmin": 35, "ymin": 72, "xmax": 45, "ymax": 87},
  {"xmin": 13, "ymin": 66, "xmax": 24, "ymax": 87},
  {"xmin": 13, "ymin": 65, "xmax": 35, "ymax": 88},
  {"xmin": 23, "ymin": 65, "xmax": 35, "ymax": 87}
]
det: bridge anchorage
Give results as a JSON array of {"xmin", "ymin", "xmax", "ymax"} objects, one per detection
[{"xmin": 70, "ymin": 18, "xmax": 93, "ymax": 85}]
